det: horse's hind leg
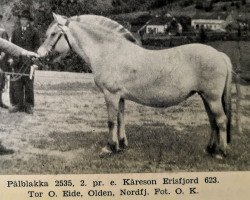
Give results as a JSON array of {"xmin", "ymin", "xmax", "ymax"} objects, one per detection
[
  {"xmin": 118, "ymin": 98, "xmax": 128, "ymax": 149},
  {"xmin": 204, "ymin": 97, "xmax": 228, "ymax": 158},
  {"xmin": 201, "ymin": 96, "xmax": 219, "ymax": 155},
  {"xmin": 100, "ymin": 90, "xmax": 121, "ymax": 156}
]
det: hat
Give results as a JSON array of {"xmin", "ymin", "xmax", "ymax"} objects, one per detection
[{"xmin": 18, "ymin": 10, "xmax": 33, "ymax": 21}]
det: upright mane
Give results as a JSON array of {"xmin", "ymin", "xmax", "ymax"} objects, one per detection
[{"xmin": 70, "ymin": 15, "xmax": 141, "ymax": 46}]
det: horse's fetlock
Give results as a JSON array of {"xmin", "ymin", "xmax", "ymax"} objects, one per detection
[
  {"xmin": 119, "ymin": 138, "xmax": 128, "ymax": 149},
  {"xmin": 108, "ymin": 121, "xmax": 115, "ymax": 129},
  {"xmin": 218, "ymin": 123, "xmax": 227, "ymax": 131},
  {"xmin": 107, "ymin": 141, "xmax": 119, "ymax": 153},
  {"xmin": 206, "ymin": 145, "xmax": 216, "ymax": 155}
]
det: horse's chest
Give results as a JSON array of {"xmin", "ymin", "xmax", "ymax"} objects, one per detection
[{"xmin": 94, "ymin": 70, "xmax": 122, "ymax": 93}]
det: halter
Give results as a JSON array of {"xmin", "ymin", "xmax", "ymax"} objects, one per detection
[{"xmin": 51, "ymin": 19, "xmax": 72, "ymax": 51}]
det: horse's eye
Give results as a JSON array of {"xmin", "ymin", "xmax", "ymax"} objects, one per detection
[{"xmin": 51, "ymin": 32, "xmax": 56, "ymax": 37}]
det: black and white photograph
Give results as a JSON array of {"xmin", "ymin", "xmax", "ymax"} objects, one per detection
[{"xmin": 0, "ymin": 0, "xmax": 249, "ymax": 184}]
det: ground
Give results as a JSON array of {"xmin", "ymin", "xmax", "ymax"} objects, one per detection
[{"xmin": 0, "ymin": 69, "xmax": 249, "ymax": 174}]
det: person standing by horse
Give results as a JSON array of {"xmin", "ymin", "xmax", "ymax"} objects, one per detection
[
  {"xmin": 0, "ymin": 36, "xmax": 39, "ymax": 155},
  {"xmin": 9, "ymin": 10, "xmax": 40, "ymax": 114},
  {"xmin": 0, "ymin": 14, "xmax": 9, "ymax": 109}
]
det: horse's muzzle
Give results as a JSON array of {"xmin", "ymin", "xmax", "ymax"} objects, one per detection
[
  {"xmin": 37, "ymin": 47, "xmax": 48, "ymax": 58},
  {"xmin": 37, "ymin": 47, "xmax": 62, "ymax": 63}
]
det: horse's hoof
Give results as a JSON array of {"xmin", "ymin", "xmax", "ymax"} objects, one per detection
[
  {"xmin": 205, "ymin": 144, "xmax": 216, "ymax": 155},
  {"xmin": 205, "ymin": 145, "xmax": 227, "ymax": 159},
  {"xmin": 99, "ymin": 142, "xmax": 118, "ymax": 158},
  {"xmin": 214, "ymin": 149, "xmax": 227, "ymax": 160},
  {"xmin": 99, "ymin": 146, "xmax": 113, "ymax": 158},
  {"xmin": 214, "ymin": 154, "xmax": 224, "ymax": 160},
  {"xmin": 107, "ymin": 142, "xmax": 119, "ymax": 152}
]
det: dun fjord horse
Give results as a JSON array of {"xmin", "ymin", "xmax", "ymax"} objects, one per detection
[{"xmin": 38, "ymin": 13, "xmax": 232, "ymax": 159}]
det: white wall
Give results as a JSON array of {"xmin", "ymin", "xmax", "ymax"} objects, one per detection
[
  {"xmin": 191, "ymin": 19, "xmax": 225, "ymax": 31},
  {"xmin": 146, "ymin": 25, "xmax": 167, "ymax": 34}
]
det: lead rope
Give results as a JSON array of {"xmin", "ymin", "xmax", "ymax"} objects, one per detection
[
  {"xmin": 10, "ymin": 58, "xmax": 33, "ymax": 81},
  {"xmin": 0, "ymin": 59, "xmax": 32, "ymax": 92},
  {"xmin": 9, "ymin": 63, "xmax": 30, "ymax": 82}
]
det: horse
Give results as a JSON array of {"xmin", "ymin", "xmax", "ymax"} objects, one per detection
[{"xmin": 37, "ymin": 13, "xmax": 232, "ymax": 159}]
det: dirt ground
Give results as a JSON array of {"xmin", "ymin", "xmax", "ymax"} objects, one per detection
[{"xmin": 0, "ymin": 70, "xmax": 249, "ymax": 174}]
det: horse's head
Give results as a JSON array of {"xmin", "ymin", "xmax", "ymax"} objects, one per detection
[{"xmin": 37, "ymin": 13, "xmax": 72, "ymax": 62}]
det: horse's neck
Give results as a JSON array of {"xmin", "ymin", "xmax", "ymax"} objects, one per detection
[
  {"xmin": 69, "ymin": 23, "xmax": 132, "ymax": 73},
  {"xmin": 67, "ymin": 27, "xmax": 93, "ymax": 66}
]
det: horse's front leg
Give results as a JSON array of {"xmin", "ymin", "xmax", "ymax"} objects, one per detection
[
  {"xmin": 100, "ymin": 90, "xmax": 121, "ymax": 156},
  {"xmin": 118, "ymin": 98, "xmax": 128, "ymax": 149}
]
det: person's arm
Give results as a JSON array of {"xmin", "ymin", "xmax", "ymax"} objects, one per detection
[{"xmin": 0, "ymin": 38, "xmax": 39, "ymax": 58}]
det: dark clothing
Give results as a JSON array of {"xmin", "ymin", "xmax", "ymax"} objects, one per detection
[
  {"xmin": 0, "ymin": 28, "xmax": 9, "ymax": 92},
  {"xmin": 0, "ymin": 68, "xmax": 5, "ymax": 92},
  {"xmin": 11, "ymin": 26, "xmax": 40, "ymax": 74},
  {"xmin": 10, "ymin": 24, "xmax": 40, "ymax": 108},
  {"xmin": 10, "ymin": 76, "xmax": 34, "ymax": 106},
  {"xmin": 12, "ymin": 26, "xmax": 40, "ymax": 52}
]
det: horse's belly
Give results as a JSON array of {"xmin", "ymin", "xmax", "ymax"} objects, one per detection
[{"xmin": 124, "ymin": 88, "xmax": 192, "ymax": 108}]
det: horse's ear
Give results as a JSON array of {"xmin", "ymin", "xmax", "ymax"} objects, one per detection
[
  {"xmin": 52, "ymin": 13, "xmax": 58, "ymax": 21},
  {"xmin": 52, "ymin": 13, "xmax": 67, "ymax": 25}
]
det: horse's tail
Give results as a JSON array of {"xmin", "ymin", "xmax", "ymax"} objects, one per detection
[{"xmin": 222, "ymin": 53, "xmax": 232, "ymax": 144}]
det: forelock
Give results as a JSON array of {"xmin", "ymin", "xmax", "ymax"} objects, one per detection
[{"xmin": 46, "ymin": 21, "xmax": 58, "ymax": 35}]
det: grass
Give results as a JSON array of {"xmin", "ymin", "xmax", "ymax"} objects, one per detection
[{"xmin": 0, "ymin": 41, "xmax": 249, "ymax": 174}]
